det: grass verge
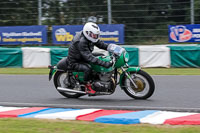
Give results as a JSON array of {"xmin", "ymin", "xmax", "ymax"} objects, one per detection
[
  {"xmin": 0, "ymin": 68, "xmax": 199, "ymax": 75},
  {"xmin": 0, "ymin": 118, "xmax": 200, "ymax": 133},
  {"xmin": 0, "ymin": 68, "xmax": 49, "ymax": 75},
  {"xmin": 143, "ymin": 68, "xmax": 200, "ymax": 75}
]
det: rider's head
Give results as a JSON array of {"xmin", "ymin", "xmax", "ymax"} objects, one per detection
[{"xmin": 83, "ymin": 22, "xmax": 100, "ymax": 43}]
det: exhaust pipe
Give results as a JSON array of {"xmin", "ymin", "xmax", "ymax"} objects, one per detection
[{"xmin": 57, "ymin": 87, "xmax": 86, "ymax": 94}]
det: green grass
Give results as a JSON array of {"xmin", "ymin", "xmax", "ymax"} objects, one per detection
[
  {"xmin": 0, "ymin": 68, "xmax": 199, "ymax": 75},
  {"xmin": 143, "ymin": 68, "xmax": 200, "ymax": 75},
  {"xmin": 0, "ymin": 118, "xmax": 200, "ymax": 133},
  {"xmin": 0, "ymin": 68, "xmax": 49, "ymax": 75}
]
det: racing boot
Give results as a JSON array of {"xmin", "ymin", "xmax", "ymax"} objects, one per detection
[{"xmin": 85, "ymin": 82, "xmax": 96, "ymax": 94}]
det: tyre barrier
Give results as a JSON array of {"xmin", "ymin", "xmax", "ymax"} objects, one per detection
[
  {"xmin": 0, "ymin": 44, "xmax": 200, "ymax": 68},
  {"xmin": 0, "ymin": 106, "xmax": 200, "ymax": 125}
]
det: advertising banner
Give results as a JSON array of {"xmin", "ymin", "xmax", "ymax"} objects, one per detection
[
  {"xmin": 0, "ymin": 26, "xmax": 47, "ymax": 45},
  {"xmin": 168, "ymin": 24, "xmax": 200, "ymax": 43},
  {"xmin": 52, "ymin": 24, "xmax": 124, "ymax": 44}
]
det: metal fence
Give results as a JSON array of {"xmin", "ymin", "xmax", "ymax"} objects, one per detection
[{"xmin": 0, "ymin": 0, "xmax": 200, "ymax": 45}]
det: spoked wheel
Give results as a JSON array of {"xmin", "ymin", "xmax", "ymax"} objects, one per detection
[
  {"xmin": 121, "ymin": 70, "xmax": 155, "ymax": 99},
  {"xmin": 53, "ymin": 71, "xmax": 85, "ymax": 98}
]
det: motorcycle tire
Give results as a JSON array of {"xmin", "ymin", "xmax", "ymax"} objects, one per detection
[
  {"xmin": 54, "ymin": 71, "xmax": 85, "ymax": 98},
  {"xmin": 121, "ymin": 70, "xmax": 155, "ymax": 99}
]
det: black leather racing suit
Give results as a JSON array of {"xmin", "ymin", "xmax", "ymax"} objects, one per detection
[{"xmin": 68, "ymin": 31, "xmax": 110, "ymax": 82}]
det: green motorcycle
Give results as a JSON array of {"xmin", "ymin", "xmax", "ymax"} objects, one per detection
[{"xmin": 49, "ymin": 44, "xmax": 155, "ymax": 99}]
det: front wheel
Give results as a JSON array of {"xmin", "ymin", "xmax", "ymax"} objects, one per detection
[
  {"xmin": 121, "ymin": 70, "xmax": 155, "ymax": 99},
  {"xmin": 54, "ymin": 71, "xmax": 85, "ymax": 98}
]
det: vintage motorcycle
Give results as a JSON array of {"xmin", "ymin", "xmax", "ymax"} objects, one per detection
[{"xmin": 48, "ymin": 44, "xmax": 155, "ymax": 99}]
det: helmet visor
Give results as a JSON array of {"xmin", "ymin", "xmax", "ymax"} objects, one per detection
[{"xmin": 88, "ymin": 31, "xmax": 99, "ymax": 39}]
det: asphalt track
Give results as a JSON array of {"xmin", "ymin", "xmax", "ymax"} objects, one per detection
[{"xmin": 0, "ymin": 75, "xmax": 200, "ymax": 112}]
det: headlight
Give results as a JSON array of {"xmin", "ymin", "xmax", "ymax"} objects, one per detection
[{"xmin": 123, "ymin": 52, "xmax": 129, "ymax": 63}]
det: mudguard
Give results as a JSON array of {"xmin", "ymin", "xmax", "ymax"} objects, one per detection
[
  {"xmin": 48, "ymin": 66, "xmax": 57, "ymax": 81},
  {"xmin": 119, "ymin": 67, "xmax": 141, "ymax": 87},
  {"xmin": 48, "ymin": 66, "xmax": 65, "ymax": 81}
]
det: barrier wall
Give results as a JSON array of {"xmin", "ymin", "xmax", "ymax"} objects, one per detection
[
  {"xmin": 123, "ymin": 46, "xmax": 139, "ymax": 66},
  {"xmin": 168, "ymin": 46, "xmax": 200, "ymax": 67},
  {"xmin": 50, "ymin": 48, "xmax": 68, "ymax": 66},
  {"xmin": 22, "ymin": 47, "xmax": 50, "ymax": 68},
  {"xmin": 0, "ymin": 47, "xmax": 22, "ymax": 67},
  {"xmin": 138, "ymin": 46, "xmax": 170, "ymax": 68},
  {"xmin": 0, "ymin": 45, "xmax": 199, "ymax": 68}
]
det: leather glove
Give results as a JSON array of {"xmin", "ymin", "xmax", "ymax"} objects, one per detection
[{"xmin": 103, "ymin": 61, "xmax": 113, "ymax": 68}]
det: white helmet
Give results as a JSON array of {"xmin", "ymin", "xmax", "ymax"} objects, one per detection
[{"xmin": 83, "ymin": 22, "xmax": 100, "ymax": 43}]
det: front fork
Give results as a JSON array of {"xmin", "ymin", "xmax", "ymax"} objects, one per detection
[
  {"xmin": 118, "ymin": 64, "xmax": 141, "ymax": 88},
  {"xmin": 121, "ymin": 67, "xmax": 138, "ymax": 89}
]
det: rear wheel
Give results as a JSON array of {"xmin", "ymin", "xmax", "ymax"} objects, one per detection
[
  {"xmin": 121, "ymin": 70, "xmax": 155, "ymax": 99},
  {"xmin": 54, "ymin": 71, "xmax": 85, "ymax": 98}
]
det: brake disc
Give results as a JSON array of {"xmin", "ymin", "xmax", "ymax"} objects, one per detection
[{"xmin": 130, "ymin": 77, "xmax": 146, "ymax": 92}]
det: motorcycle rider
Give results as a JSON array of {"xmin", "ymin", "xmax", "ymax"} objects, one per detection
[{"xmin": 67, "ymin": 22, "xmax": 113, "ymax": 93}]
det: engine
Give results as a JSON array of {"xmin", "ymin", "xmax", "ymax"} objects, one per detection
[
  {"xmin": 99, "ymin": 72, "xmax": 112, "ymax": 82},
  {"xmin": 92, "ymin": 72, "xmax": 116, "ymax": 93}
]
